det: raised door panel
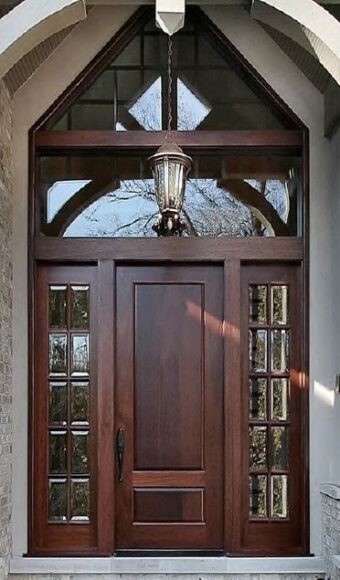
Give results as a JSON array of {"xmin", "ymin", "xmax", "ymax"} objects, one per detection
[{"xmin": 135, "ymin": 283, "xmax": 203, "ymax": 470}]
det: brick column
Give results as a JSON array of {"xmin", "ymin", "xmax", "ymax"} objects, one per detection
[
  {"xmin": 0, "ymin": 79, "xmax": 13, "ymax": 580},
  {"xmin": 321, "ymin": 484, "xmax": 340, "ymax": 580}
]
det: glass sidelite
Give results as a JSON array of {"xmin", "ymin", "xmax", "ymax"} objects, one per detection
[
  {"xmin": 249, "ymin": 329, "xmax": 268, "ymax": 373},
  {"xmin": 249, "ymin": 378, "xmax": 267, "ymax": 420},
  {"xmin": 48, "ymin": 283, "xmax": 91, "ymax": 523},
  {"xmin": 249, "ymin": 475, "xmax": 267, "ymax": 518},
  {"xmin": 248, "ymin": 283, "xmax": 290, "ymax": 522}
]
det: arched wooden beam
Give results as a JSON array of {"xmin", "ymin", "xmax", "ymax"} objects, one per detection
[
  {"xmin": 218, "ymin": 178, "xmax": 290, "ymax": 236},
  {"xmin": 0, "ymin": 0, "xmax": 87, "ymax": 81},
  {"xmin": 252, "ymin": 0, "xmax": 340, "ymax": 87},
  {"xmin": 45, "ymin": 175, "xmax": 119, "ymax": 236}
]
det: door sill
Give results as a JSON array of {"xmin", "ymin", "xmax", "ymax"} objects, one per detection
[{"xmin": 115, "ymin": 550, "xmax": 225, "ymax": 557}]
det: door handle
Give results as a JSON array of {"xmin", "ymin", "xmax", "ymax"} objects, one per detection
[{"xmin": 116, "ymin": 427, "xmax": 125, "ymax": 482}]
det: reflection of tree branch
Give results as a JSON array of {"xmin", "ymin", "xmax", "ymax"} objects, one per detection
[
  {"xmin": 218, "ymin": 179, "xmax": 290, "ymax": 236},
  {"xmin": 114, "ymin": 215, "xmax": 147, "ymax": 233},
  {"xmin": 182, "ymin": 208, "xmax": 199, "ymax": 236}
]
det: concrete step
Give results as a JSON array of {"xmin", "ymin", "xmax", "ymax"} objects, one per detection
[{"xmin": 9, "ymin": 556, "xmax": 326, "ymax": 580}]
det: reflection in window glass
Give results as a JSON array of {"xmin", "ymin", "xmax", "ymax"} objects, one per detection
[
  {"xmin": 46, "ymin": 14, "xmax": 288, "ymax": 132},
  {"xmin": 39, "ymin": 154, "xmax": 301, "ymax": 238},
  {"xmin": 47, "ymin": 181, "xmax": 91, "ymax": 223}
]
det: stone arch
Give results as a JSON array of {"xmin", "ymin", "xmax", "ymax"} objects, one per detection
[{"xmin": 0, "ymin": 0, "xmax": 86, "ymax": 81}]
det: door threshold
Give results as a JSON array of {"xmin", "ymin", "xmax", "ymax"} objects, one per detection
[{"xmin": 115, "ymin": 550, "xmax": 225, "ymax": 557}]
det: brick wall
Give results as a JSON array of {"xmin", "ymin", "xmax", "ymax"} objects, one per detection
[
  {"xmin": 321, "ymin": 484, "xmax": 340, "ymax": 580},
  {"xmin": 0, "ymin": 79, "xmax": 13, "ymax": 580}
]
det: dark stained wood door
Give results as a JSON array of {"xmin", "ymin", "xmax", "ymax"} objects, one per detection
[{"xmin": 115, "ymin": 264, "xmax": 224, "ymax": 550}]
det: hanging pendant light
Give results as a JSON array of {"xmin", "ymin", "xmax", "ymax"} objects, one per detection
[{"xmin": 149, "ymin": 34, "xmax": 192, "ymax": 236}]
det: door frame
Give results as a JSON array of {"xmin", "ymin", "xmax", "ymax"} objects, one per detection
[
  {"xmin": 30, "ymin": 250, "xmax": 309, "ymax": 556},
  {"xmin": 27, "ymin": 5, "xmax": 310, "ymax": 556}
]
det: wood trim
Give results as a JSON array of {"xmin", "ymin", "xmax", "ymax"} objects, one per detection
[
  {"xmin": 132, "ymin": 472, "xmax": 206, "ymax": 487},
  {"xmin": 97, "ymin": 260, "xmax": 115, "ymax": 554},
  {"xmin": 35, "ymin": 130, "xmax": 303, "ymax": 150},
  {"xmin": 224, "ymin": 259, "xmax": 242, "ymax": 553},
  {"xmin": 34, "ymin": 237, "xmax": 304, "ymax": 262}
]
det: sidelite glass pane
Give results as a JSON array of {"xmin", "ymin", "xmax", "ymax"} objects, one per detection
[
  {"xmin": 249, "ymin": 330, "xmax": 268, "ymax": 373},
  {"xmin": 49, "ymin": 286, "xmax": 67, "ymax": 329},
  {"xmin": 71, "ymin": 286, "xmax": 90, "ymax": 330},
  {"xmin": 72, "ymin": 431, "xmax": 90, "ymax": 474},
  {"xmin": 71, "ymin": 334, "xmax": 89, "ymax": 376},
  {"xmin": 271, "ymin": 286, "xmax": 289, "ymax": 325},
  {"xmin": 249, "ymin": 475, "xmax": 267, "ymax": 518},
  {"xmin": 71, "ymin": 478, "xmax": 90, "ymax": 521},
  {"xmin": 249, "ymin": 378, "xmax": 267, "ymax": 420},
  {"xmin": 71, "ymin": 382, "xmax": 90, "ymax": 425},
  {"xmin": 271, "ymin": 475, "xmax": 289, "ymax": 518},
  {"xmin": 49, "ymin": 382, "xmax": 67, "ymax": 425},
  {"xmin": 272, "ymin": 378, "xmax": 289, "ymax": 420},
  {"xmin": 249, "ymin": 426, "xmax": 267, "ymax": 470},
  {"xmin": 48, "ymin": 479, "xmax": 67, "ymax": 521},
  {"xmin": 271, "ymin": 330, "xmax": 290, "ymax": 373},
  {"xmin": 49, "ymin": 431, "xmax": 67, "ymax": 474},
  {"xmin": 249, "ymin": 286, "xmax": 267, "ymax": 325},
  {"xmin": 272, "ymin": 426, "xmax": 288, "ymax": 470},
  {"xmin": 49, "ymin": 334, "xmax": 67, "ymax": 376}
]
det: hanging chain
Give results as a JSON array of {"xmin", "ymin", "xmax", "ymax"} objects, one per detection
[{"xmin": 166, "ymin": 34, "xmax": 173, "ymax": 141}]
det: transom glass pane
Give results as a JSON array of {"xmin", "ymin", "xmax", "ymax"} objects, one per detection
[
  {"xmin": 46, "ymin": 15, "xmax": 287, "ymax": 132},
  {"xmin": 39, "ymin": 153, "xmax": 301, "ymax": 238}
]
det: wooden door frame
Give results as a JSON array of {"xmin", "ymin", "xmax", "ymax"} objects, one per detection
[
  {"xmin": 27, "ymin": 4, "xmax": 310, "ymax": 557},
  {"xmin": 29, "ymin": 252, "xmax": 309, "ymax": 556}
]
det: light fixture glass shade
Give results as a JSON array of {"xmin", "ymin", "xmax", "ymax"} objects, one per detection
[{"xmin": 148, "ymin": 141, "xmax": 192, "ymax": 235}]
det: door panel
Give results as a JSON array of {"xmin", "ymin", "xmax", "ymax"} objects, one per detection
[
  {"xmin": 115, "ymin": 265, "xmax": 224, "ymax": 550},
  {"xmin": 135, "ymin": 283, "xmax": 203, "ymax": 470}
]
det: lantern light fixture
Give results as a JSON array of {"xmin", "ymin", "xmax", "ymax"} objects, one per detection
[{"xmin": 148, "ymin": 33, "xmax": 193, "ymax": 236}]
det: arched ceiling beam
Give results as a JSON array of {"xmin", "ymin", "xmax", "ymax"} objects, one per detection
[
  {"xmin": 0, "ymin": 0, "xmax": 87, "ymax": 81},
  {"xmin": 251, "ymin": 0, "xmax": 340, "ymax": 87}
]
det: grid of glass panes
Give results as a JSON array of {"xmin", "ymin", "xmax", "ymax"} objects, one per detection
[
  {"xmin": 48, "ymin": 284, "xmax": 91, "ymax": 523},
  {"xmin": 47, "ymin": 15, "xmax": 284, "ymax": 132},
  {"xmin": 248, "ymin": 284, "xmax": 290, "ymax": 520}
]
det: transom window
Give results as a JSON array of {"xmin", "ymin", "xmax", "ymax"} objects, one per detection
[{"xmin": 39, "ymin": 152, "xmax": 301, "ymax": 238}]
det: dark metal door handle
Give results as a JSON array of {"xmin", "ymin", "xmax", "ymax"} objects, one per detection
[{"xmin": 116, "ymin": 427, "xmax": 124, "ymax": 482}]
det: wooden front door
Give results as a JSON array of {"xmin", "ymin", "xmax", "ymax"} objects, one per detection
[{"xmin": 115, "ymin": 264, "xmax": 224, "ymax": 551}]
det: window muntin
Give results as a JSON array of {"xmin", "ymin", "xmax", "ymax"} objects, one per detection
[
  {"xmin": 248, "ymin": 283, "xmax": 291, "ymax": 521},
  {"xmin": 38, "ymin": 153, "xmax": 301, "ymax": 237},
  {"xmin": 48, "ymin": 284, "xmax": 91, "ymax": 523},
  {"xmin": 47, "ymin": 16, "xmax": 287, "ymax": 132}
]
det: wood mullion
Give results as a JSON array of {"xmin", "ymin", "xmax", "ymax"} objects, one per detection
[
  {"xmin": 34, "ymin": 237, "xmax": 304, "ymax": 262},
  {"xmin": 35, "ymin": 129, "xmax": 303, "ymax": 150},
  {"xmin": 97, "ymin": 260, "xmax": 115, "ymax": 554},
  {"xmin": 224, "ymin": 258, "xmax": 242, "ymax": 553}
]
